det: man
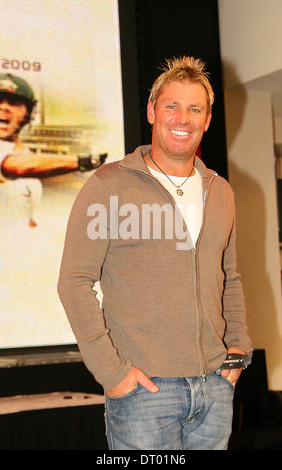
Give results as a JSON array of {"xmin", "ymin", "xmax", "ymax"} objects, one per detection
[
  {"xmin": 0, "ymin": 73, "xmax": 106, "ymax": 227},
  {"xmin": 0, "ymin": 73, "xmax": 43, "ymax": 227},
  {"xmin": 58, "ymin": 56, "xmax": 253, "ymax": 450}
]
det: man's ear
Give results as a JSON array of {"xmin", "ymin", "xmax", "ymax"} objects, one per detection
[
  {"xmin": 147, "ymin": 100, "xmax": 155, "ymax": 125},
  {"xmin": 204, "ymin": 111, "xmax": 212, "ymax": 132}
]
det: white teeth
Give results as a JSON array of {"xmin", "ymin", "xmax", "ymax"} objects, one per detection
[{"xmin": 169, "ymin": 129, "xmax": 190, "ymax": 136}]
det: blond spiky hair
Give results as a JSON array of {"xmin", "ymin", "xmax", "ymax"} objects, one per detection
[{"xmin": 148, "ymin": 56, "xmax": 214, "ymax": 112}]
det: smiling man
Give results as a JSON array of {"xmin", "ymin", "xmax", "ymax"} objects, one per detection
[
  {"xmin": 0, "ymin": 73, "xmax": 44, "ymax": 227},
  {"xmin": 58, "ymin": 56, "xmax": 253, "ymax": 450},
  {"xmin": 0, "ymin": 73, "xmax": 99, "ymax": 181},
  {"xmin": 146, "ymin": 80, "xmax": 211, "ymax": 168},
  {"xmin": 0, "ymin": 74, "xmax": 35, "ymax": 141},
  {"xmin": 0, "ymin": 73, "xmax": 107, "ymax": 227}
]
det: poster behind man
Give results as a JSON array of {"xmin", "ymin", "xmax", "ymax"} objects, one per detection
[{"xmin": 0, "ymin": 0, "xmax": 124, "ymax": 349}]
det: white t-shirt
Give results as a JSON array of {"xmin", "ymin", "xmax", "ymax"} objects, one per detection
[
  {"xmin": 0, "ymin": 140, "xmax": 15, "ymax": 179},
  {"xmin": 149, "ymin": 166, "xmax": 203, "ymax": 246}
]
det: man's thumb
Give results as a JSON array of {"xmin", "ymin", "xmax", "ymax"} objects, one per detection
[{"xmin": 137, "ymin": 371, "xmax": 159, "ymax": 393}]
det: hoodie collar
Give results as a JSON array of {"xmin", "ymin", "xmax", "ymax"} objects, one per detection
[{"xmin": 119, "ymin": 145, "xmax": 216, "ymax": 180}]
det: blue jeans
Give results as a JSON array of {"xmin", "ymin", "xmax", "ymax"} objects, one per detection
[{"xmin": 105, "ymin": 372, "xmax": 234, "ymax": 450}]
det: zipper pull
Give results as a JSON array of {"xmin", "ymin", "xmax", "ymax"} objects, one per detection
[{"xmin": 202, "ymin": 374, "xmax": 207, "ymax": 382}]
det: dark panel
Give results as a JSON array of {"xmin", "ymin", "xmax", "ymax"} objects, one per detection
[
  {"xmin": 0, "ymin": 360, "xmax": 103, "ymax": 398},
  {"xmin": 0, "ymin": 405, "xmax": 107, "ymax": 450},
  {"xmin": 118, "ymin": 0, "xmax": 142, "ymax": 153}
]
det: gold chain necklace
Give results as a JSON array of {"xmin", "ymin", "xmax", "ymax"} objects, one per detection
[{"xmin": 149, "ymin": 151, "xmax": 193, "ymax": 196}]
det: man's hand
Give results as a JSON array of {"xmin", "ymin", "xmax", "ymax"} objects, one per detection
[
  {"xmin": 220, "ymin": 347, "xmax": 247, "ymax": 387},
  {"xmin": 106, "ymin": 366, "xmax": 159, "ymax": 397}
]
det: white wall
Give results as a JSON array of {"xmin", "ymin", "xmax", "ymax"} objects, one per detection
[
  {"xmin": 219, "ymin": 0, "xmax": 282, "ymax": 89},
  {"xmin": 224, "ymin": 89, "xmax": 282, "ymax": 389},
  {"xmin": 218, "ymin": 0, "xmax": 282, "ymax": 389}
]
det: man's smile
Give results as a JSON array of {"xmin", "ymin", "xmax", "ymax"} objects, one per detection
[
  {"xmin": 0, "ymin": 118, "xmax": 9, "ymax": 128},
  {"xmin": 169, "ymin": 129, "xmax": 191, "ymax": 136}
]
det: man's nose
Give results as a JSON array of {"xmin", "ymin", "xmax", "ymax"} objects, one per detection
[{"xmin": 176, "ymin": 109, "xmax": 190, "ymax": 124}]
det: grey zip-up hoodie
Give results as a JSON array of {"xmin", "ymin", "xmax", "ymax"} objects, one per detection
[{"xmin": 58, "ymin": 145, "xmax": 252, "ymax": 391}]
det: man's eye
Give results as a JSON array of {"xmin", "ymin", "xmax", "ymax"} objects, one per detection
[
  {"xmin": 167, "ymin": 105, "xmax": 177, "ymax": 109},
  {"xmin": 191, "ymin": 108, "xmax": 200, "ymax": 113}
]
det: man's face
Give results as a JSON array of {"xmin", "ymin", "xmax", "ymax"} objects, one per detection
[
  {"xmin": 147, "ymin": 80, "xmax": 211, "ymax": 162},
  {"xmin": 0, "ymin": 94, "xmax": 28, "ymax": 141}
]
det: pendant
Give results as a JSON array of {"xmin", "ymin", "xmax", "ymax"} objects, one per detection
[{"xmin": 176, "ymin": 188, "xmax": 184, "ymax": 196}]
